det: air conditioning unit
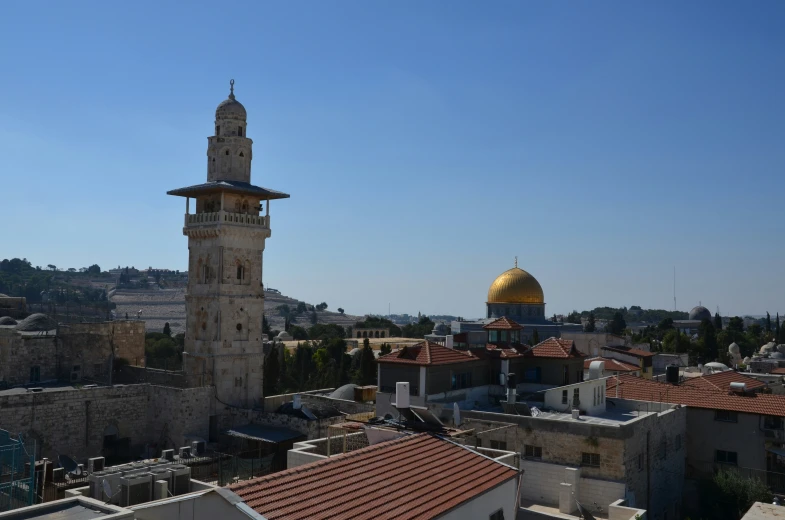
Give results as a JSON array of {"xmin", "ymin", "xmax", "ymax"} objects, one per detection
[
  {"xmin": 161, "ymin": 449, "xmax": 175, "ymax": 461},
  {"xmin": 170, "ymin": 465, "xmax": 191, "ymax": 496},
  {"xmin": 121, "ymin": 473, "xmax": 153, "ymax": 506},
  {"xmin": 88, "ymin": 457, "xmax": 105, "ymax": 473},
  {"xmin": 191, "ymin": 440, "xmax": 205, "ymax": 456},
  {"xmin": 178, "ymin": 447, "xmax": 191, "ymax": 459},
  {"xmin": 88, "ymin": 471, "xmax": 107, "ymax": 499},
  {"xmin": 149, "ymin": 468, "xmax": 173, "ymax": 496}
]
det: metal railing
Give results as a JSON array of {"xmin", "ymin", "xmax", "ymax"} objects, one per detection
[{"xmin": 185, "ymin": 211, "xmax": 269, "ymax": 228}]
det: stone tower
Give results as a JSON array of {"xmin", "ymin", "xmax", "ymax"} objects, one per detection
[{"xmin": 168, "ymin": 81, "xmax": 290, "ymax": 408}]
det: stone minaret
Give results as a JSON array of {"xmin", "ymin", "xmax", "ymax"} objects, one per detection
[{"xmin": 168, "ymin": 80, "xmax": 290, "ymax": 408}]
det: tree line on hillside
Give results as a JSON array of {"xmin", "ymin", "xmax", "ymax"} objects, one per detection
[
  {"xmin": 563, "ymin": 306, "xmax": 687, "ymax": 326},
  {"xmin": 0, "ymin": 257, "xmax": 108, "ymax": 305}
]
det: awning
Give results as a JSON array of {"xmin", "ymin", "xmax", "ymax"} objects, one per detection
[{"xmin": 223, "ymin": 424, "xmax": 304, "ymax": 444}]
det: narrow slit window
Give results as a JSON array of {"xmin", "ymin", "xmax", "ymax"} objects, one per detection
[{"xmin": 238, "ymin": 126, "xmax": 243, "ymax": 137}]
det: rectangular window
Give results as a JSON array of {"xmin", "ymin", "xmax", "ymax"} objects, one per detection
[
  {"xmin": 237, "ymin": 126, "xmax": 243, "ymax": 137},
  {"xmin": 577, "ymin": 370, "xmax": 583, "ymax": 383},
  {"xmin": 490, "ymin": 510, "xmax": 504, "ymax": 520},
  {"xmin": 30, "ymin": 366, "xmax": 40, "ymax": 383},
  {"xmin": 764, "ymin": 416, "xmax": 784, "ymax": 430},
  {"xmin": 573, "ymin": 388, "xmax": 580, "ymax": 406},
  {"xmin": 562, "ymin": 390, "xmax": 568, "ymax": 405},
  {"xmin": 524, "ymin": 445, "xmax": 542, "ymax": 459},
  {"xmin": 714, "ymin": 410, "xmax": 738, "ymax": 423},
  {"xmin": 522, "ymin": 367, "xmax": 541, "ymax": 383},
  {"xmin": 490, "ymin": 440, "xmax": 507, "ymax": 451},
  {"xmin": 488, "ymin": 330, "xmax": 499, "ymax": 342},
  {"xmin": 451, "ymin": 372, "xmax": 473, "ymax": 390},
  {"xmin": 716, "ymin": 450, "xmax": 738, "ymax": 465},
  {"xmin": 581, "ymin": 453, "xmax": 600, "ymax": 467}
]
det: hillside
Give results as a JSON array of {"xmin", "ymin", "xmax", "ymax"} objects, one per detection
[{"xmin": 110, "ymin": 287, "xmax": 363, "ymax": 336}]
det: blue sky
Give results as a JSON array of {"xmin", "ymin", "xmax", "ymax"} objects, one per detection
[{"xmin": 1, "ymin": 1, "xmax": 784, "ymax": 319}]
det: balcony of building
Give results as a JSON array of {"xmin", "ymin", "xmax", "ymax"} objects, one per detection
[{"xmin": 184, "ymin": 211, "xmax": 269, "ymax": 229}]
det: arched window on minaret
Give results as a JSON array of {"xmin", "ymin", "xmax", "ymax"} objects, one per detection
[{"xmin": 241, "ymin": 200, "xmax": 248, "ymax": 213}]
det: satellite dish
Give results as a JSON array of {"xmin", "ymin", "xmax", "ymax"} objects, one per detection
[
  {"xmin": 58, "ymin": 455, "xmax": 81, "ymax": 478},
  {"xmin": 575, "ymin": 500, "xmax": 596, "ymax": 520},
  {"xmin": 530, "ymin": 406, "xmax": 542, "ymax": 418},
  {"xmin": 453, "ymin": 402, "xmax": 462, "ymax": 427},
  {"xmin": 102, "ymin": 479, "xmax": 112, "ymax": 499}
]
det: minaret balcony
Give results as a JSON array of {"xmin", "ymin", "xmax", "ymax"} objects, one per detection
[{"xmin": 185, "ymin": 210, "xmax": 269, "ymax": 229}]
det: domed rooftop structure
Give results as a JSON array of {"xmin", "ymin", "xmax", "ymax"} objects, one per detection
[
  {"xmin": 330, "ymin": 384, "xmax": 358, "ymax": 401},
  {"xmin": 15, "ymin": 313, "xmax": 56, "ymax": 332},
  {"xmin": 487, "ymin": 264, "xmax": 544, "ymax": 304},
  {"xmin": 0, "ymin": 316, "xmax": 17, "ymax": 325},
  {"xmin": 729, "ymin": 342, "xmax": 740, "ymax": 354},
  {"xmin": 688, "ymin": 305, "xmax": 712, "ymax": 322},
  {"xmin": 215, "ymin": 79, "xmax": 246, "ymax": 121}
]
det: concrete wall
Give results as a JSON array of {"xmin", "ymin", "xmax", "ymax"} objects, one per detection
[
  {"xmin": 544, "ymin": 379, "xmax": 608, "ymax": 415},
  {"xmin": 519, "ymin": 460, "xmax": 626, "ymax": 510},
  {"xmin": 130, "ymin": 490, "xmax": 251, "ymax": 520},
  {"xmin": 685, "ymin": 407, "xmax": 768, "ymax": 478},
  {"xmin": 437, "ymin": 478, "xmax": 518, "ymax": 520}
]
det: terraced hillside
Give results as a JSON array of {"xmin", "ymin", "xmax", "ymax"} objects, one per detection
[{"xmin": 110, "ymin": 288, "xmax": 363, "ymax": 336}]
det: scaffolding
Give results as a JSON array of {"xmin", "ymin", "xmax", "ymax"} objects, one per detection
[{"xmin": 0, "ymin": 429, "xmax": 36, "ymax": 512}]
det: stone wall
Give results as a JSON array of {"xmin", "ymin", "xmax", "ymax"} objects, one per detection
[
  {"xmin": 146, "ymin": 385, "xmax": 214, "ymax": 450},
  {"xmin": 0, "ymin": 385, "xmax": 149, "ymax": 460},
  {"xmin": 0, "ymin": 331, "xmax": 57, "ymax": 386}
]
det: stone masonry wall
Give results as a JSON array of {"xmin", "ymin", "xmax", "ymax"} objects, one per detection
[
  {"xmin": 146, "ymin": 385, "xmax": 214, "ymax": 450},
  {"xmin": 0, "ymin": 332, "xmax": 57, "ymax": 386},
  {"xmin": 0, "ymin": 385, "xmax": 149, "ymax": 460}
]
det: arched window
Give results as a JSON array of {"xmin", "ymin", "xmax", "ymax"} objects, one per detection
[
  {"xmin": 236, "ymin": 265, "xmax": 244, "ymax": 281},
  {"xmin": 241, "ymin": 200, "xmax": 248, "ymax": 213},
  {"xmin": 239, "ymin": 151, "xmax": 244, "ymax": 157},
  {"xmin": 225, "ymin": 150, "xmax": 230, "ymax": 156}
]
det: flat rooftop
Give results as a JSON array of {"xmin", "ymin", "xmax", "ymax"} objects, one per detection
[{"xmin": 0, "ymin": 498, "xmax": 132, "ymax": 520}]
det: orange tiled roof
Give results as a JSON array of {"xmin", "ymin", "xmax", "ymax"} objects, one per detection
[
  {"xmin": 483, "ymin": 344, "xmax": 527, "ymax": 359},
  {"xmin": 680, "ymin": 371, "xmax": 765, "ymax": 392},
  {"xmin": 376, "ymin": 341, "xmax": 478, "ymax": 366},
  {"xmin": 606, "ymin": 374, "xmax": 785, "ymax": 417},
  {"xmin": 229, "ymin": 433, "xmax": 518, "ymax": 520},
  {"xmin": 771, "ymin": 368, "xmax": 785, "ymax": 375},
  {"xmin": 483, "ymin": 317, "xmax": 524, "ymax": 330},
  {"xmin": 602, "ymin": 346, "xmax": 656, "ymax": 358},
  {"xmin": 529, "ymin": 337, "xmax": 585, "ymax": 359},
  {"xmin": 583, "ymin": 357, "xmax": 639, "ymax": 372}
]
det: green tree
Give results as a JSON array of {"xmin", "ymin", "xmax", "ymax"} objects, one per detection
[
  {"xmin": 566, "ymin": 311, "xmax": 581, "ymax": 324},
  {"xmin": 728, "ymin": 316, "xmax": 745, "ymax": 333},
  {"xmin": 263, "ymin": 346, "xmax": 280, "ymax": 396},
  {"xmin": 310, "ymin": 311, "xmax": 318, "ymax": 325},
  {"xmin": 766, "ymin": 312, "xmax": 772, "ymax": 332},
  {"xmin": 308, "ymin": 323, "xmax": 346, "ymax": 341},
  {"xmin": 714, "ymin": 312, "xmax": 723, "ymax": 331},
  {"xmin": 337, "ymin": 307, "xmax": 344, "ymax": 315},
  {"xmin": 87, "ymin": 264, "xmax": 101, "ymax": 274},
  {"xmin": 658, "ymin": 318, "xmax": 674, "ymax": 331},
  {"xmin": 584, "ymin": 312, "xmax": 596, "ymax": 332},
  {"xmin": 776, "ymin": 313, "xmax": 781, "ymax": 343},
  {"xmin": 699, "ymin": 319, "xmax": 718, "ymax": 362},
  {"xmin": 607, "ymin": 312, "xmax": 627, "ymax": 335},
  {"xmin": 662, "ymin": 329, "xmax": 691, "ymax": 354},
  {"xmin": 354, "ymin": 338, "xmax": 376, "ymax": 386},
  {"xmin": 700, "ymin": 468, "xmax": 772, "ymax": 520},
  {"xmin": 277, "ymin": 304, "xmax": 291, "ymax": 318},
  {"xmin": 530, "ymin": 328, "xmax": 540, "ymax": 345},
  {"xmin": 163, "ymin": 322, "xmax": 171, "ymax": 337},
  {"xmin": 316, "ymin": 302, "xmax": 328, "ymax": 311},
  {"xmin": 401, "ymin": 316, "xmax": 435, "ymax": 338},
  {"xmin": 296, "ymin": 301, "xmax": 307, "ymax": 314},
  {"xmin": 379, "ymin": 343, "xmax": 392, "ymax": 356},
  {"xmin": 289, "ymin": 326, "xmax": 309, "ymax": 340}
]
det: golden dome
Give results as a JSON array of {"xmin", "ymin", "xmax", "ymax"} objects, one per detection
[{"xmin": 487, "ymin": 266, "xmax": 544, "ymax": 304}]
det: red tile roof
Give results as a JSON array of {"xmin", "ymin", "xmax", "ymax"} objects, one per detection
[
  {"xmin": 529, "ymin": 337, "xmax": 585, "ymax": 359},
  {"xmin": 483, "ymin": 344, "xmax": 527, "ymax": 359},
  {"xmin": 229, "ymin": 433, "xmax": 518, "ymax": 520},
  {"xmin": 602, "ymin": 346, "xmax": 656, "ymax": 358},
  {"xmin": 606, "ymin": 374, "xmax": 785, "ymax": 417},
  {"xmin": 377, "ymin": 341, "xmax": 478, "ymax": 366},
  {"xmin": 583, "ymin": 357, "xmax": 639, "ymax": 373},
  {"xmin": 772, "ymin": 368, "xmax": 785, "ymax": 375},
  {"xmin": 680, "ymin": 371, "xmax": 765, "ymax": 392},
  {"xmin": 483, "ymin": 317, "xmax": 524, "ymax": 330}
]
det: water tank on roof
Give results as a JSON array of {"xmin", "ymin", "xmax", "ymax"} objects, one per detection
[
  {"xmin": 666, "ymin": 365, "xmax": 680, "ymax": 384},
  {"xmin": 588, "ymin": 361, "xmax": 605, "ymax": 380},
  {"xmin": 395, "ymin": 382, "xmax": 410, "ymax": 409},
  {"xmin": 730, "ymin": 382, "xmax": 747, "ymax": 393}
]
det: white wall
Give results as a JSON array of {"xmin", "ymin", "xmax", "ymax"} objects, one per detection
[
  {"xmin": 543, "ymin": 379, "xmax": 608, "ymax": 415},
  {"xmin": 520, "ymin": 460, "xmax": 626, "ymax": 513},
  {"xmin": 437, "ymin": 478, "xmax": 518, "ymax": 520},
  {"xmin": 131, "ymin": 491, "xmax": 256, "ymax": 520}
]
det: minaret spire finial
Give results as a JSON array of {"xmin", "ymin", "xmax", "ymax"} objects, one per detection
[
  {"xmin": 229, "ymin": 79, "xmax": 235, "ymax": 99},
  {"xmin": 515, "ymin": 256, "xmax": 518, "ymax": 268}
]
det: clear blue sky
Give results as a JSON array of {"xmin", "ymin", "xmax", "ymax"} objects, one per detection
[{"xmin": 1, "ymin": 1, "xmax": 784, "ymax": 319}]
